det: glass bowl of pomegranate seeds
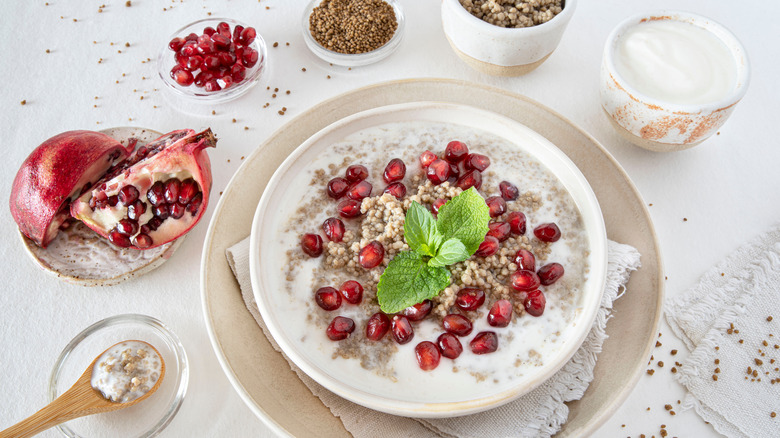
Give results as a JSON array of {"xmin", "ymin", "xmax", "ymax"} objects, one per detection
[
  {"xmin": 248, "ymin": 102, "xmax": 608, "ymax": 417},
  {"xmin": 302, "ymin": 0, "xmax": 405, "ymax": 67},
  {"xmin": 157, "ymin": 18, "xmax": 267, "ymax": 103}
]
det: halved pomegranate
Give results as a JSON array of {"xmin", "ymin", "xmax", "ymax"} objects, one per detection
[
  {"xmin": 70, "ymin": 129, "xmax": 216, "ymax": 250},
  {"xmin": 10, "ymin": 131, "xmax": 134, "ymax": 247}
]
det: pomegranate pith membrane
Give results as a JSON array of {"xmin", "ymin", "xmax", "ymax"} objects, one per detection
[{"xmin": 261, "ymin": 120, "xmax": 591, "ymax": 403}]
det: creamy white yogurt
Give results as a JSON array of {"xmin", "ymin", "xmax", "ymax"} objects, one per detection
[
  {"xmin": 91, "ymin": 341, "xmax": 162, "ymax": 403},
  {"xmin": 614, "ymin": 19, "xmax": 737, "ymax": 105}
]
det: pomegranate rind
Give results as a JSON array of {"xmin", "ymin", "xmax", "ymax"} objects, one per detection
[
  {"xmin": 70, "ymin": 129, "xmax": 216, "ymax": 250},
  {"xmin": 9, "ymin": 130, "xmax": 133, "ymax": 248}
]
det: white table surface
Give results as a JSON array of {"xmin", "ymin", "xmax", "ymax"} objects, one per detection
[{"xmin": 1, "ymin": 1, "xmax": 778, "ymax": 437}]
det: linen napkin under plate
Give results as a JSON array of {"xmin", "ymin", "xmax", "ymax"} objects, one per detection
[
  {"xmin": 227, "ymin": 238, "xmax": 641, "ymax": 437},
  {"xmin": 666, "ymin": 224, "xmax": 780, "ymax": 438}
]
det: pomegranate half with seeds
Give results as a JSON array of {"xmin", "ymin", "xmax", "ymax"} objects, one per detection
[
  {"xmin": 10, "ymin": 131, "xmax": 134, "ymax": 248},
  {"xmin": 70, "ymin": 129, "xmax": 216, "ymax": 250}
]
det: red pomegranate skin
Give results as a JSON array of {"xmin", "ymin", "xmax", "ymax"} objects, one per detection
[
  {"xmin": 10, "ymin": 131, "xmax": 133, "ymax": 247},
  {"xmin": 70, "ymin": 129, "xmax": 216, "ymax": 250}
]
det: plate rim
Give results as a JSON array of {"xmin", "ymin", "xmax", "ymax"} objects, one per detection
[{"xmin": 200, "ymin": 78, "xmax": 664, "ymax": 437}]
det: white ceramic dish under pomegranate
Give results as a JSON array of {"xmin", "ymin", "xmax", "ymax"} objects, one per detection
[
  {"xmin": 600, "ymin": 11, "xmax": 750, "ymax": 151},
  {"xmin": 249, "ymin": 102, "xmax": 607, "ymax": 417}
]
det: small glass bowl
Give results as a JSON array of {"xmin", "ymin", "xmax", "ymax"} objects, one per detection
[
  {"xmin": 48, "ymin": 314, "xmax": 189, "ymax": 437},
  {"xmin": 157, "ymin": 18, "xmax": 267, "ymax": 103},
  {"xmin": 302, "ymin": 0, "xmax": 405, "ymax": 67}
]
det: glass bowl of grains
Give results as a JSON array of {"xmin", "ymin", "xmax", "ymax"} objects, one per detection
[{"xmin": 302, "ymin": 0, "xmax": 405, "ymax": 67}]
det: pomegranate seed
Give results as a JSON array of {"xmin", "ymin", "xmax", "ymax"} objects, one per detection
[
  {"xmin": 456, "ymin": 169, "xmax": 482, "ymax": 190},
  {"xmin": 488, "ymin": 299, "xmax": 512, "ymax": 327},
  {"xmin": 538, "ymin": 262, "xmax": 565, "ymax": 285},
  {"xmin": 301, "ymin": 233, "xmax": 323, "ymax": 257},
  {"xmin": 211, "ymin": 33, "xmax": 231, "ymax": 49},
  {"xmin": 239, "ymin": 27, "xmax": 257, "ymax": 45},
  {"xmin": 146, "ymin": 217, "xmax": 163, "ymax": 231},
  {"xmin": 186, "ymin": 55, "xmax": 203, "ymax": 70},
  {"xmin": 444, "ymin": 140, "xmax": 469, "ymax": 163},
  {"xmin": 391, "ymin": 315, "xmax": 414, "ymax": 344},
  {"xmin": 326, "ymin": 316, "xmax": 355, "ymax": 341},
  {"xmin": 506, "ymin": 211, "xmax": 526, "ymax": 235},
  {"xmin": 426, "ymin": 158, "xmax": 451, "ymax": 185},
  {"xmin": 232, "ymin": 25, "xmax": 244, "ymax": 41},
  {"xmin": 169, "ymin": 202, "xmax": 186, "ymax": 219},
  {"xmin": 126, "ymin": 200, "xmax": 146, "ymax": 221},
  {"xmin": 241, "ymin": 48, "xmax": 259, "ymax": 67},
  {"xmin": 178, "ymin": 178, "xmax": 199, "ymax": 204},
  {"xmin": 152, "ymin": 203, "xmax": 170, "ymax": 220},
  {"xmin": 419, "ymin": 150, "xmax": 437, "ymax": 168},
  {"xmin": 366, "ymin": 313, "xmax": 391, "ymax": 341},
  {"xmin": 510, "ymin": 270, "xmax": 541, "ymax": 291},
  {"xmin": 464, "ymin": 153, "xmax": 491, "ymax": 172},
  {"xmin": 107, "ymin": 195, "xmax": 119, "ymax": 207},
  {"xmin": 216, "ymin": 21, "xmax": 231, "ymax": 37},
  {"xmin": 217, "ymin": 51, "xmax": 236, "ymax": 68},
  {"xmin": 487, "ymin": 221, "xmax": 511, "ymax": 242},
  {"xmin": 448, "ymin": 162, "xmax": 460, "ymax": 180},
  {"xmin": 231, "ymin": 63, "xmax": 247, "ymax": 82},
  {"xmin": 347, "ymin": 180, "xmax": 372, "ymax": 201},
  {"xmin": 470, "ymin": 331, "xmax": 498, "ymax": 354},
  {"xmin": 383, "ymin": 158, "xmax": 406, "ymax": 183},
  {"xmin": 415, "ymin": 341, "xmax": 441, "ymax": 371},
  {"xmin": 117, "ymin": 185, "xmax": 139, "ymax": 205},
  {"xmin": 432, "ymin": 198, "xmax": 447, "ymax": 216},
  {"xmin": 322, "ymin": 217, "xmax": 345, "ymax": 242},
  {"xmin": 475, "ymin": 236, "xmax": 499, "ymax": 257},
  {"xmin": 108, "ymin": 230, "xmax": 132, "ymax": 248},
  {"xmin": 184, "ymin": 32, "xmax": 199, "ymax": 42},
  {"xmin": 164, "ymin": 179, "xmax": 181, "ymax": 204},
  {"xmin": 172, "ymin": 68, "xmax": 194, "ymax": 86},
  {"xmin": 204, "ymin": 79, "xmax": 222, "ymax": 92},
  {"xmin": 339, "ymin": 280, "xmax": 363, "ymax": 305},
  {"xmin": 345, "ymin": 164, "xmax": 369, "ymax": 182},
  {"xmin": 534, "ymin": 223, "xmax": 562, "ymax": 242},
  {"xmin": 315, "ymin": 287, "xmax": 342, "ymax": 311},
  {"xmin": 437, "ymin": 333, "xmax": 463, "ymax": 359},
  {"xmin": 455, "ymin": 288, "xmax": 485, "ymax": 311},
  {"xmin": 146, "ymin": 182, "xmax": 165, "ymax": 206},
  {"xmin": 197, "ymin": 39, "xmax": 216, "ymax": 56},
  {"xmin": 168, "ymin": 37, "xmax": 186, "ymax": 52},
  {"xmin": 402, "ymin": 299, "xmax": 432, "ymax": 322},
  {"xmin": 499, "ymin": 181, "xmax": 519, "ymax": 201},
  {"xmin": 383, "ymin": 182, "xmax": 407, "ymax": 198},
  {"xmin": 358, "ymin": 241, "xmax": 384, "ymax": 269},
  {"xmin": 203, "ymin": 26, "xmax": 216, "ymax": 36},
  {"xmin": 513, "ymin": 249, "xmax": 536, "ymax": 271},
  {"xmin": 524, "ymin": 290, "xmax": 546, "ymax": 316},
  {"xmin": 180, "ymin": 41, "xmax": 197, "ymax": 57},
  {"xmin": 116, "ymin": 218, "xmax": 138, "ymax": 236},
  {"xmin": 442, "ymin": 314, "xmax": 473, "ymax": 337},
  {"xmin": 186, "ymin": 193, "xmax": 203, "ymax": 215},
  {"xmin": 327, "ymin": 177, "xmax": 350, "ymax": 199},
  {"xmin": 133, "ymin": 234, "xmax": 153, "ymax": 248},
  {"xmin": 337, "ymin": 199, "xmax": 362, "ymax": 218},
  {"xmin": 485, "ymin": 196, "xmax": 507, "ymax": 218}
]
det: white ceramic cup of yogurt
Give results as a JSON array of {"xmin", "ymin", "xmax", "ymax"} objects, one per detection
[
  {"xmin": 600, "ymin": 11, "xmax": 750, "ymax": 151},
  {"xmin": 441, "ymin": 0, "xmax": 577, "ymax": 76}
]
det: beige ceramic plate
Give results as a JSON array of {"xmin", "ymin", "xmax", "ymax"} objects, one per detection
[
  {"xmin": 200, "ymin": 79, "xmax": 663, "ymax": 436},
  {"xmin": 21, "ymin": 127, "xmax": 183, "ymax": 287}
]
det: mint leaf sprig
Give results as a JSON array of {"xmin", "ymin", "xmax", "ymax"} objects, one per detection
[{"xmin": 377, "ymin": 188, "xmax": 490, "ymax": 314}]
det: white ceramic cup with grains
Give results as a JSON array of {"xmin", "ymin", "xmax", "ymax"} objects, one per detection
[{"xmin": 600, "ymin": 11, "xmax": 750, "ymax": 151}]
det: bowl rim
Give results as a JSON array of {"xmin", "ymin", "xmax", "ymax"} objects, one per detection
[
  {"xmin": 48, "ymin": 313, "xmax": 189, "ymax": 437},
  {"xmin": 301, "ymin": 0, "xmax": 405, "ymax": 67},
  {"xmin": 157, "ymin": 17, "xmax": 266, "ymax": 103},
  {"xmin": 603, "ymin": 10, "xmax": 751, "ymax": 113},
  {"xmin": 442, "ymin": 0, "xmax": 577, "ymax": 35},
  {"xmin": 248, "ymin": 101, "xmax": 608, "ymax": 418}
]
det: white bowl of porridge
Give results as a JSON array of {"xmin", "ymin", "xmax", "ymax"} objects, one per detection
[{"xmin": 249, "ymin": 102, "xmax": 607, "ymax": 417}]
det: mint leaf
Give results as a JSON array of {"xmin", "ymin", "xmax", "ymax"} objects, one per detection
[
  {"xmin": 376, "ymin": 251, "xmax": 450, "ymax": 314},
  {"xmin": 428, "ymin": 238, "xmax": 469, "ymax": 268},
  {"xmin": 436, "ymin": 187, "xmax": 491, "ymax": 255},
  {"xmin": 404, "ymin": 201, "xmax": 442, "ymax": 257}
]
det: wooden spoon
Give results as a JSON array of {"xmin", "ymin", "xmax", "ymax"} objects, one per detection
[{"xmin": 1, "ymin": 340, "xmax": 165, "ymax": 438}]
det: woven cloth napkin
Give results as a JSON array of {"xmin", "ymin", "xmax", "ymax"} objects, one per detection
[
  {"xmin": 666, "ymin": 224, "xmax": 780, "ymax": 438},
  {"xmin": 227, "ymin": 238, "xmax": 640, "ymax": 437}
]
